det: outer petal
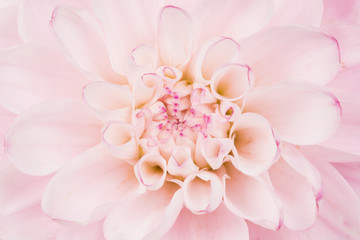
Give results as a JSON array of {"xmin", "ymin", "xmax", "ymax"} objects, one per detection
[
  {"xmin": 240, "ymin": 26, "xmax": 340, "ymax": 86},
  {"xmin": 0, "ymin": 4, "xmax": 22, "ymax": 49},
  {"xmin": 56, "ymin": 220, "xmax": 105, "ymax": 240},
  {"xmin": 42, "ymin": 145, "xmax": 144, "ymax": 225},
  {"xmin": 103, "ymin": 182, "xmax": 183, "ymax": 240},
  {"xmin": 162, "ymin": 204, "xmax": 248, "ymax": 240},
  {"xmin": 248, "ymin": 222, "xmax": 307, "ymax": 240},
  {"xmin": 332, "ymin": 162, "xmax": 360, "ymax": 200},
  {"xmin": 223, "ymin": 163, "xmax": 282, "ymax": 230},
  {"xmin": 322, "ymin": 0, "xmax": 360, "ymax": 24},
  {"xmin": 243, "ymin": 81, "xmax": 342, "ymax": 145},
  {"xmin": 50, "ymin": 5, "xmax": 125, "ymax": 83},
  {"xmin": 0, "ymin": 43, "xmax": 88, "ymax": 114},
  {"xmin": 300, "ymin": 145, "xmax": 360, "ymax": 163},
  {"xmin": 0, "ymin": 104, "xmax": 15, "ymax": 154},
  {"xmin": 5, "ymin": 99, "xmax": 102, "ymax": 176}
]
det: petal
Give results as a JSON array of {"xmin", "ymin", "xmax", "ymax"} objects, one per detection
[
  {"xmin": 0, "ymin": 4, "xmax": 22, "ymax": 49},
  {"xmin": 248, "ymin": 222, "xmax": 306, "ymax": 240},
  {"xmin": 134, "ymin": 152, "xmax": 167, "ymax": 191},
  {"xmin": 158, "ymin": 6, "xmax": 193, "ymax": 68},
  {"xmin": 42, "ymin": 145, "xmax": 144, "ymax": 225},
  {"xmin": 0, "ymin": 43, "xmax": 88, "ymax": 114},
  {"xmin": 162, "ymin": 204, "xmax": 249, "ymax": 240},
  {"xmin": 5, "ymin": 99, "xmax": 102, "ymax": 176},
  {"xmin": 50, "ymin": 5, "xmax": 125, "ymax": 83},
  {"xmin": 200, "ymin": 137, "xmax": 233, "ymax": 170},
  {"xmin": 183, "ymin": 171, "xmax": 223, "ymax": 214},
  {"xmin": 210, "ymin": 63, "xmax": 254, "ymax": 101},
  {"xmin": 300, "ymin": 145, "xmax": 360, "ymax": 163},
  {"xmin": 322, "ymin": 0, "xmax": 360, "ymax": 24},
  {"xmin": 56, "ymin": 220, "xmax": 105, "ymax": 240},
  {"xmin": 132, "ymin": 73, "xmax": 163, "ymax": 108},
  {"xmin": 332, "ymin": 162, "xmax": 360, "ymax": 200},
  {"xmin": 168, "ymin": 145, "xmax": 199, "ymax": 178},
  {"xmin": 103, "ymin": 182, "xmax": 183, "ymax": 240},
  {"xmin": 0, "ymin": 104, "xmax": 16, "ymax": 154},
  {"xmin": 83, "ymin": 82, "xmax": 134, "ymax": 122},
  {"xmin": 230, "ymin": 113, "xmax": 280, "ymax": 176},
  {"xmin": 243, "ymin": 81, "xmax": 342, "ymax": 145},
  {"xmin": 240, "ymin": 26, "xmax": 340, "ymax": 86},
  {"xmin": 223, "ymin": 163, "xmax": 282, "ymax": 230}
]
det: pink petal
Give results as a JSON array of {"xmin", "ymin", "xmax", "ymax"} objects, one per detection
[
  {"xmin": 183, "ymin": 171, "xmax": 223, "ymax": 214},
  {"xmin": 5, "ymin": 99, "xmax": 102, "ymax": 176},
  {"xmin": 158, "ymin": 6, "xmax": 193, "ymax": 68},
  {"xmin": 57, "ymin": 220, "xmax": 105, "ymax": 240},
  {"xmin": 168, "ymin": 146, "xmax": 199, "ymax": 178},
  {"xmin": 210, "ymin": 63, "xmax": 254, "ymax": 101},
  {"xmin": 0, "ymin": 205, "xmax": 61, "ymax": 240},
  {"xmin": 50, "ymin": 5, "xmax": 125, "ymax": 84},
  {"xmin": 103, "ymin": 182, "xmax": 183, "ymax": 240},
  {"xmin": 223, "ymin": 163, "xmax": 282, "ymax": 230},
  {"xmin": 230, "ymin": 113, "xmax": 280, "ymax": 176},
  {"xmin": 83, "ymin": 82, "xmax": 134, "ymax": 122},
  {"xmin": 303, "ymin": 159, "xmax": 360, "ymax": 239},
  {"xmin": 162, "ymin": 204, "xmax": 249, "ymax": 240},
  {"xmin": 322, "ymin": 0, "xmax": 360, "ymax": 24},
  {"xmin": 332, "ymin": 162, "xmax": 360, "ymax": 200},
  {"xmin": 134, "ymin": 152, "xmax": 167, "ymax": 191},
  {"xmin": 248, "ymin": 222, "xmax": 306, "ymax": 240},
  {"xmin": 0, "ymin": 44, "xmax": 89, "ymax": 114},
  {"xmin": 243, "ymin": 81, "xmax": 342, "ymax": 145},
  {"xmin": 300, "ymin": 145, "xmax": 360, "ymax": 163},
  {"xmin": 91, "ymin": 0, "xmax": 158, "ymax": 73},
  {"xmin": 132, "ymin": 73, "xmax": 163, "ymax": 108},
  {"xmin": 0, "ymin": 105, "xmax": 16, "ymax": 155},
  {"xmin": 0, "ymin": 4, "xmax": 22, "ymax": 49},
  {"xmin": 42, "ymin": 145, "xmax": 144, "ymax": 225},
  {"xmin": 199, "ymin": 137, "xmax": 233, "ymax": 170},
  {"xmin": 240, "ymin": 26, "xmax": 340, "ymax": 86}
]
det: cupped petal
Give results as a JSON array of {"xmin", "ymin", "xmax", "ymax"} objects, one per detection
[
  {"xmin": 158, "ymin": 5, "xmax": 193, "ymax": 68},
  {"xmin": 83, "ymin": 82, "xmax": 134, "ymax": 122},
  {"xmin": 183, "ymin": 171, "xmax": 223, "ymax": 214},
  {"xmin": 133, "ymin": 73, "xmax": 163, "ymax": 108},
  {"xmin": 56, "ymin": 220, "xmax": 105, "ymax": 240},
  {"xmin": 243, "ymin": 81, "xmax": 342, "ymax": 145},
  {"xmin": 162, "ymin": 204, "xmax": 249, "ymax": 240},
  {"xmin": 168, "ymin": 145, "xmax": 199, "ymax": 178},
  {"xmin": 42, "ymin": 144, "xmax": 144, "ymax": 225},
  {"xmin": 102, "ymin": 122, "xmax": 139, "ymax": 161},
  {"xmin": 199, "ymin": 137, "xmax": 233, "ymax": 170},
  {"xmin": 223, "ymin": 163, "xmax": 282, "ymax": 230},
  {"xmin": 5, "ymin": 99, "xmax": 102, "ymax": 176},
  {"xmin": 50, "ymin": 5, "xmax": 125, "ymax": 84},
  {"xmin": 230, "ymin": 113, "xmax": 280, "ymax": 176},
  {"xmin": 240, "ymin": 26, "xmax": 340, "ymax": 86},
  {"xmin": 134, "ymin": 152, "xmax": 167, "ymax": 191},
  {"xmin": 0, "ymin": 43, "xmax": 88, "ymax": 114},
  {"xmin": 189, "ymin": 37, "xmax": 241, "ymax": 84},
  {"xmin": 303, "ymin": 159, "xmax": 360, "ymax": 239},
  {"xmin": 103, "ymin": 182, "xmax": 183, "ymax": 240},
  {"xmin": 210, "ymin": 63, "xmax": 254, "ymax": 101}
]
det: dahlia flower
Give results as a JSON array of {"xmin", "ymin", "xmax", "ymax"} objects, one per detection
[{"xmin": 0, "ymin": 0, "xmax": 360, "ymax": 239}]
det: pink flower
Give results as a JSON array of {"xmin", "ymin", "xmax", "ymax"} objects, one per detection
[{"xmin": 0, "ymin": 0, "xmax": 360, "ymax": 239}]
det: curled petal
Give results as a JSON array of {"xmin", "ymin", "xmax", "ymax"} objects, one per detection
[
  {"xmin": 210, "ymin": 63, "xmax": 254, "ymax": 101},
  {"xmin": 83, "ymin": 82, "xmax": 134, "ymax": 122},
  {"xmin": 131, "ymin": 44, "xmax": 157, "ymax": 68},
  {"xmin": 230, "ymin": 113, "xmax": 280, "ymax": 176},
  {"xmin": 158, "ymin": 6, "xmax": 193, "ymax": 68},
  {"xmin": 102, "ymin": 122, "xmax": 139, "ymax": 161},
  {"xmin": 134, "ymin": 152, "xmax": 167, "ymax": 191},
  {"xmin": 189, "ymin": 37, "xmax": 241, "ymax": 84},
  {"xmin": 243, "ymin": 81, "xmax": 342, "ymax": 145},
  {"xmin": 132, "ymin": 108, "xmax": 153, "ymax": 138},
  {"xmin": 183, "ymin": 171, "xmax": 223, "ymax": 214},
  {"xmin": 200, "ymin": 137, "xmax": 233, "ymax": 170},
  {"xmin": 216, "ymin": 100, "xmax": 242, "ymax": 122},
  {"xmin": 133, "ymin": 73, "xmax": 163, "ymax": 108},
  {"xmin": 223, "ymin": 163, "xmax": 283, "ymax": 230},
  {"xmin": 168, "ymin": 146, "xmax": 199, "ymax": 178},
  {"xmin": 157, "ymin": 66, "xmax": 183, "ymax": 85}
]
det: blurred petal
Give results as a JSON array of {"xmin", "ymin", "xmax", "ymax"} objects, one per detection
[
  {"xmin": 322, "ymin": 0, "xmax": 360, "ymax": 24},
  {"xmin": 0, "ymin": 4, "xmax": 22, "ymax": 49},
  {"xmin": 300, "ymin": 145, "xmax": 360, "ymax": 163},
  {"xmin": 57, "ymin": 220, "xmax": 105, "ymax": 240},
  {"xmin": 5, "ymin": 99, "xmax": 102, "ymax": 176},
  {"xmin": 332, "ymin": 162, "xmax": 360, "ymax": 199},
  {"xmin": 0, "ymin": 105, "xmax": 16, "ymax": 154}
]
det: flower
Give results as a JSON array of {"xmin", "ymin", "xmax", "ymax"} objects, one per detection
[{"xmin": 0, "ymin": 0, "xmax": 360, "ymax": 239}]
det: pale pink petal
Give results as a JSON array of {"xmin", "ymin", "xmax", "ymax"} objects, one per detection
[
  {"xmin": 0, "ymin": 206, "xmax": 61, "ymax": 240},
  {"xmin": 200, "ymin": 137, "xmax": 233, "ymax": 170},
  {"xmin": 217, "ymin": 100, "xmax": 242, "ymax": 122},
  {"xmin": 134, "ymin": 152, "xmax": 167, "ymax": 191},
  {"xmin": 130, "ymin": 44, "xmax": 157, "ymax": 68},
  {"xmin": 210, "ymin": 63, "xmax": 254, "ymax": 101},
  {"xmin": 230, "ymin": 113, "xmax": 280, "ymax": 176},
  {"xmin": 332, "ymin": 162, "xmax": 360, "ymax": 200},
  {"xmin": 133, "ymin": 73, "xmax": 164, "ymax": 108},
  {"xmin": 91, "ymin": 0, "xmax": 158, "ymax": 73},
  {"xmin": 322, "ymin": 0, "xmax": 360, "ymax": 24},
  {"xmin": 157, "ymin": 6, "xmax": 193, "ymax": 68},
  {"xmin": 183, "ymin": 171, "xmax": 223, "ymax": 214},
  {"xmin": 42, "ymin": 145, "xmax": 144, "ymax": 225},
  {"xmin": 50, "ymin": 5, "xmax": 125, "ymax": 84},
  {"xmin": 132, "ymin": 108, "xmax": 153, "ymax": 138},
  {"xmin": 168, "ymin": 146, "xmax": 199, "ymax": 178},
  {"xmin": 243, "ymin": 81, "xmax": 342, "ymax": 145},
  {"xmin": 157, "ymin": 66, "xmax": 183, "ymax": 85},
  {"xmin": 300, "ymin": 145, "xmax": 360, "ymax": 163},
  {"xmin": 240, "ymin": 26, "xmax": 340, "ymax": 86},
  {"xmin": 189, "ymin": 37, "xmax": 241, "ymax": 84},
  {"xmin": 56, "ymin": 220, "xmax": 105, "ymax": 240},
  {"xmin": 0, "ymin": 4, "xmax": 22, "ymax": 49},
  {"xmin": 303, "ymin": 159, "xmax": 360, "ymax": 239},
  {"xmin": 0, "ymin": 105, "xmax": 16, "ymax": 154},
  {"xmin": 0, "ymin": 43, "xmax": 89, "ymax": 114},
  {"xmin": 248, "ymin": 222, "xmax": 307, "ymax": 240},
  {"xmin": 103, "ymin": 182, "xmax": 183, "ymax": 240},
  {"xmin": 223, "ymin": 163, "xmax": 282, "ymax": 230},
  {"xmin": 102, "ymin": 122, "xmax": 139, "ymax": 161},
  {"xmin": 162, "ymin": 204, "xmax": 248, "ymax": 240},
  {"xmin": 269, "ymin": 0, "xmax": 323, "ymax": 27},
  {"xmin": 0, "ymin": 161, "xmax": 51, "ymax": 216},
  {"xmin": 5, "ymin": 99, "xmax": 102, "ymax": 176},
  {"xmin": 83, "ymin": 82, "xmax": 134, "ymax": 122}
]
